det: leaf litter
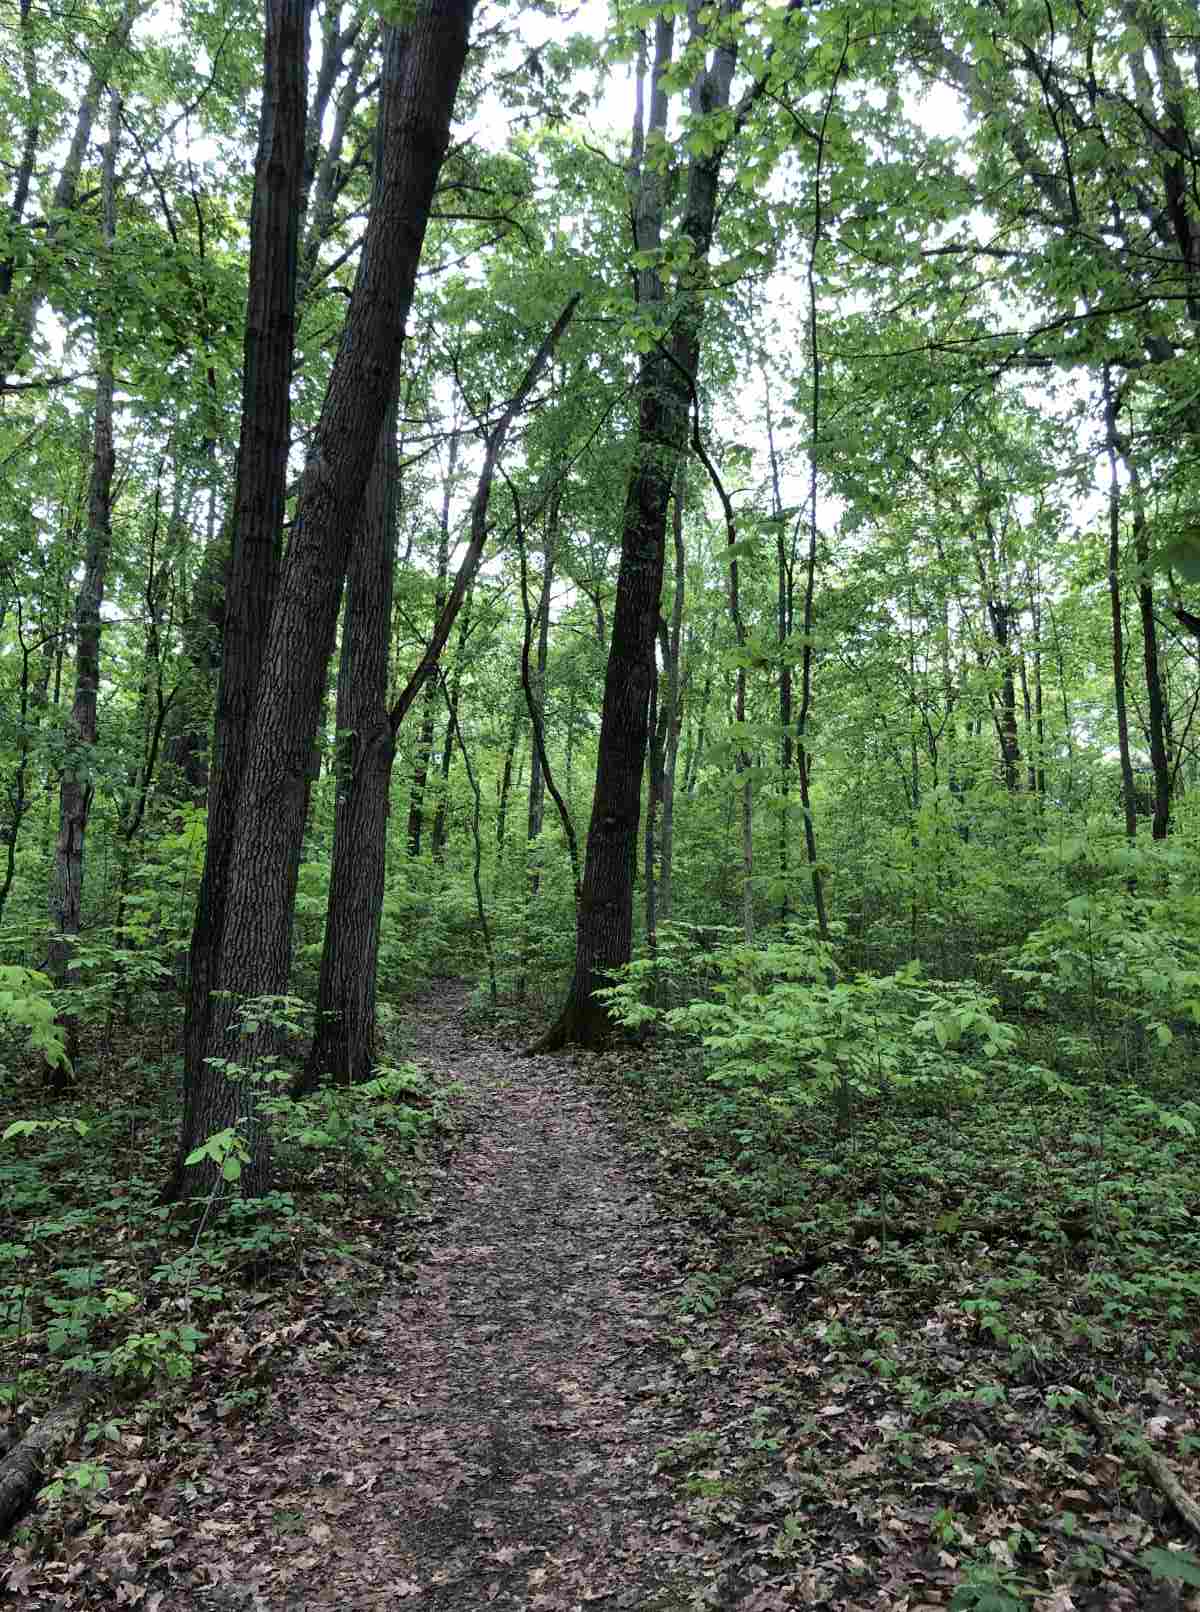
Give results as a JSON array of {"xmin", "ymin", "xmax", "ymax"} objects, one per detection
[{"xmin": 4, "ymin": 979, "xmax": 1199, "ymax": 1610}]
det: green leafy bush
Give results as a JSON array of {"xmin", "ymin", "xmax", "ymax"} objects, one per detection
[{"xmin": 600, "ymin": 927, "xmax": 1016, "ymax": 1129}]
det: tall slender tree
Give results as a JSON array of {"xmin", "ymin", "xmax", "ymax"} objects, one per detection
[
  {"xmin": 534, "ymin": 0, "xmax": 742, "ymax": 1048},
  {"xmin": 46, "ymin": 92, "xmax": 122, "ymax": 1082}
]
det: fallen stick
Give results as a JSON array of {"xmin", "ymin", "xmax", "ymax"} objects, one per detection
[
  {"xmin": 1070, "ymin": 1392, "xmax": 1200, "ymax": 1540},
  {"xmin": 0, "ymin": 1390, "xmax": 91, "ymax": 1536},
  {"xmin": 1035, "ymin": 1517, "xmax": 1144, "ymax": 1569}
]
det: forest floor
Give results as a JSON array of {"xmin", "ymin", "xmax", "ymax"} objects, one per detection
[{"xmin": 4, "ymin": 978, "xmax": 1199, "ymax": 1610}]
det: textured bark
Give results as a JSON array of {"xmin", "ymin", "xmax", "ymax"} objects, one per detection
[
  {"xmin": 657, "ymin": 474, "xmax": 685, "ymax": 924},
  {"xmin": 0, "ymin": 1391, "xmax": 91, "ymax": 1537},
  {"xmin": 176, "ymin": 0, "xmax": 312, "ymax": 1190},
  {"xmin": 165, "ymin": 18, "xmax": 368, "ymax": 802},
  {"xmin": 303, "ymin": 394, "xmax": 399, "ymax": 1091},
  {"xmin": 535, "ymin": 2, "xmax": 738, "ymax": 1050},
  {"xmin": 172, "ymin": 3, "xmax": 474, "ymax": 1199},
  {"xmin": 46, "ymin": 94, "xmax": 120, "ymax": 1085}
]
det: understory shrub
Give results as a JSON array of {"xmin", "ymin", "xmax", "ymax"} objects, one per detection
[{"xmin": 599, "ymin": 925, "xmax": 1018, "ymax": 1130}]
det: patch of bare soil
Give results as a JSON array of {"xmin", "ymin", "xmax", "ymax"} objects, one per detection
[{"xmin": 167, "ymin": 981, "xmax": 708, "ymax": 1610}]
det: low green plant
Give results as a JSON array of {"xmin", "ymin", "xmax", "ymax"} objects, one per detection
[
  {"xmin": 0, "ymin": 965, "xmax": 70, "ymax": 1070},
  {"xmin": 600, "ymin": 929, "xmax": 1016, "ymax": 1130}
]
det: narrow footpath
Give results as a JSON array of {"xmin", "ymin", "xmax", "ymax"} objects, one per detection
[{"xmin": 181, "ymin": 982, "xmax": 708, "ymax": 1610}]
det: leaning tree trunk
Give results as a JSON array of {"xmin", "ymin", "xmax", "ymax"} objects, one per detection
[
  {"xmin": 534, "ymin": 0, "xmax": 738, "ymax": 1050},
  {"xmin": 169, "ymin": 1, "xmax": 475, "ymax": 1200},
  {"xmin": 174, "ymin": 0, "xmax": 312, "ymax": 1193},
  {"xmin": 407, "ymin": 428, "xmax": 456, "ymax": 857},
  {"xmin": 46, "ymin": 94, "xmax": 120, "ymax": 1087},
  {"xmin": 301, "ymin": 392, "xmax": 399, "ymax": 1092}
]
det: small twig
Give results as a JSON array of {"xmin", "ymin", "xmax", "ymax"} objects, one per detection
[
  {"xmin": 1070, "ymin": 1392, "xmax": 1200, "ymax": 1539},
  {"xmin": 1034, "ymin": 1518, "xmax": 1145, "ymax": 1569}
]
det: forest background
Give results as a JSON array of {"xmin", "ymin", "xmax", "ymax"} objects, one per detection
[{"xmin": 2, "ymin": 0, "xmax": 1200, "ymax": 1599}]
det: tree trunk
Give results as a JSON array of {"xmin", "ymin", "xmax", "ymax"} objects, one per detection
[
  {"xmin": 644, "ymin": 646, "xmax": 663, "ymax": 957},
  {"xmin": 0, "ymin": 605, "xmax": 49, "ymax": 929},
  {"xmin": 168, "ymin": 1, "xmax": 474, "ymax": 1201},
  {"xmin": 431, "ymin": 594, "xmax": 471, "ymax": 864},
  {"xmin": 984, "ymin": 596, "xmax": 1022, "ymax": 793},
  {"xmin": 534, "ymin": 1, "xmax": 738, "ymax": 1049},
  {"xmin": 0, "ymin": 1391, "xmax": 92, "ymax": 1538},
  {"xmin": 176, "ymin": 0, "xmax": 312, "ymax": 1178},
  {"xmin": 518, "ymin": 515, "xmax": 555, "ymax": 998},
  {"xmin": 526, "ymin": 539, "xmax": 555, "ymax": 892},
  {"xmin": 1105, "ymin": 374, "xmax": 1139, "ymax": 841},
  {"xmin": 302, "ymin": 393, "xmax": 399, "ymax": 1091},
  {"xmin": 1029, "ymin": 580, "xmax": 1047, "ymax": 797},
  {"xmin": 658, "ymin": 473, "xmax": 686, "ymax": 924},
  {"xmin": 408, "ymin": 428, "xmax": 457, "ymax": 856},
  {"xmin": 765, "ymin": 373, "xmax": 794, "ymax": 923},
  {"xmin": 46, "ymin": 94, "xmax": 120, "ymax": 1087},
  {"xmin": 1129, "ymin": 458, "xmax": 1171, "ymax": 838},
  {"xmin": 495, "ymin": 697, "xmax": 521, "ymax": 857},
  {"xmin": 684, "ymin": 667, "xmax": 710, "ymax": 797}
]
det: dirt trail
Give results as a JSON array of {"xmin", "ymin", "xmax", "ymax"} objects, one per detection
[{"xmin": 183, "ymin": 982, "xmax": 703, "ymax": 1610}]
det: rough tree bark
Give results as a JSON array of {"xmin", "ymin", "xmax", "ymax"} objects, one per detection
[
  {"xmin": 176, "ymin": 0, "xmax": 312, "ymax": 1183},
  {"xmin": 168, "ymin": 0, "xmax": 475, "ymax": 1199},
  {"xmin": 301, "ymin": 393, "xmax": 399, "ymax": 1091},
  {"xmin": 45, "ymin": 93, "xmax": 120, "ymax": 1086},
  {"xmin": 657, "ymin": 472, "xmax": 686, "ymax": 925}
]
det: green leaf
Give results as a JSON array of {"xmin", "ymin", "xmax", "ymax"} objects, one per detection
[{"xmin": 1137, "ymin": 1547, "xmax": 1200, "ymax": 1587}]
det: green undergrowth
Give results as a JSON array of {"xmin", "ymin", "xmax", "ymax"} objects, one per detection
[
  {"xmin": 0, "ymin": 991, "xmax": 459, "ymax": 1534},
  {"xmin": 575, "ymin": 915, "xmax": 1200, "ymax": 1606}
]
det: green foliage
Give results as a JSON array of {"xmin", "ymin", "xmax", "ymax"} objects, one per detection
[
  {"xmin": 0, "ymin": 990, "xmax": 456, "ymax": 1423},
  {"xmin": 0, "ymin": 965, "xmax": 70, "ymax": 1070},
  {"xmin": 601, "ymin": 928, "xmax": 1016, "ymax": 1127},
  {"xmin": 1007, "ymin": 835, "xmax": 1200, "ymax": 1079}
]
